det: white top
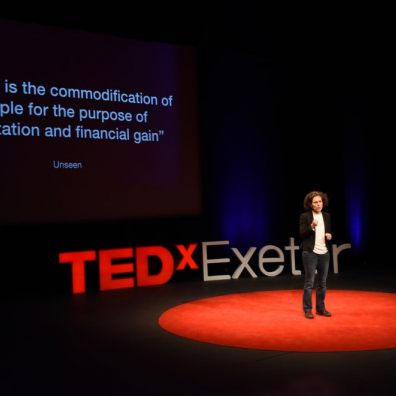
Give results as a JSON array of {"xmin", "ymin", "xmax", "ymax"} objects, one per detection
[{"xmin": 313, "ymin": 211, "xmax": 328, "ymax": 254}]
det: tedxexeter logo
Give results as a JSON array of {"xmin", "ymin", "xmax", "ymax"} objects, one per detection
[{"xmin": 59, "ymin": 238, "xmax": 351, "ymax": 294}]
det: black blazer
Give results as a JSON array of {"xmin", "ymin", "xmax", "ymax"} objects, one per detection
[{"xmin": 299, "ymin": 210, "xmax": 331, "ymax": 252}]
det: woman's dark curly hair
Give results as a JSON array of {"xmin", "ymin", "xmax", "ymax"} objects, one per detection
[{"xmin": 303, "ymin": 191, "xmax": 329, "ymax": 210}]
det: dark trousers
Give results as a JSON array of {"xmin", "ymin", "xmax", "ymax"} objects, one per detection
[{"xmin": 302, "ymin": 251, "xmax": 330, "ymax": 312}]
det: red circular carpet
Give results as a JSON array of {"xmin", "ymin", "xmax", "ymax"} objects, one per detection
[{"xmin": 158, "ymin": 290, "xmax": 396, "ymax": 352}]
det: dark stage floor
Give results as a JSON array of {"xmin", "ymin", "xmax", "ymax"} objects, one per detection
[{"xmin": 2, "ymin": 267, "xmax": 396, "ymax": 395}]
